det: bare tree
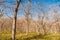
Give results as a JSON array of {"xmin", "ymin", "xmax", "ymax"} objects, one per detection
[
  {"xmin": 52, "ymin": 8, "xmax": 60, "ymax": 33},
  {"xmin": 12, "ymin": 0, "xmax": 21, "ymax": 40},
  {"xmin": 0, "ymin": 9, "xmax": 4, "ymax": 33},
  {"xmin": 0, "ymin": 10, "xmax": 3, "ymax": 18},
  {"xmin": 24, "ymin": 0, "xmax": 32, "ymax": 35},
  {"xmin": 40, "ymin": 8, "xmax": 47, "ymax": 35}
]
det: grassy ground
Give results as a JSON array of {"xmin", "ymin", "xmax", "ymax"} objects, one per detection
[{"xmin": 0, "ymin": 31, "xmax": 60, "ymax": 40}]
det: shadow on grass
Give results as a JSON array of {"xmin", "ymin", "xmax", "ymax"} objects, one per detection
[{"xmin": 23, "ymin": 34, "xmax": 45, "ymax": 40}]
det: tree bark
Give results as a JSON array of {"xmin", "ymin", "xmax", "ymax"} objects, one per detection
[{"xmin": 12, "ymin": 0, "xmax": 21, "ymax": 40}]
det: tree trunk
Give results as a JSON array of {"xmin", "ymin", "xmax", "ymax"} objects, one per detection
[
  {"xmin": 12, "ymin": 0, "xmax": 21, "ymax": 40},
  {"xmin": 25, "ymin": 0, "xmax": 31, "ymax": 35}
]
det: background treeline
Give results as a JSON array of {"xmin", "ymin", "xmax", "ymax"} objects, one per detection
[
  {"xmin": 0, "ymin": 0, "xmax": 60, "ymax": 40},
  {"xmin": 0, "ymin": 12, "xmax": 60, "ymax": 34}
]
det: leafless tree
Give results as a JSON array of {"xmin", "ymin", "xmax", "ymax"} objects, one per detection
[
  {"xmin": 0, "ymin": 9, "xmax": 4, "ymax": 33},
  {"xmin": 12, "ymin": 0, "xmax": 21, "ymax": 40},
  {"xmin": 23, "ymin": 0, "xmax": 32, "ymax": 35}
]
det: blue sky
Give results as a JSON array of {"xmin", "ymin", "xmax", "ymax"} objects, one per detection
[
  {"xmin": 5, "ymin": 0, "xmax": 60, "ymax": 9},
  {"xmin": 0, "ymin": 0, "xmax": 60, "ymax": 20},
  {"xmin": 6, "ymin": 0, "xmax": 60, "ymax": 4},
  {"xmin": 5, "ymin": 0, "xmax": 60, "ymax": 10}
]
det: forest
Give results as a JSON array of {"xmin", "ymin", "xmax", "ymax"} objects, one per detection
[{"xmin": 0, "ymin": 0, "xmax": 60, "ymax": 40}]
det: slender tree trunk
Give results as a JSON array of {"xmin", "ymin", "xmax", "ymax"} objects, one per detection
[
  {"xmin": 26, "ymin": 15, "xmax": 29, "ymax": 34},
  {"xmin": 12, "ymin": 0, "xmax": 21, "ymax": 40},
  {"xmin": 41, "ymin": 14, "xmax": 46, "ymax": 35},
  {"xmin": 25, "ymin": 0, "xmax": 31, "ymax": 35}
]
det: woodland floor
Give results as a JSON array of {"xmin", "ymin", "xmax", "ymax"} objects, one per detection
[{"xmin": 0, "ymin": 31, "xmax": 60, "ymax": 40}]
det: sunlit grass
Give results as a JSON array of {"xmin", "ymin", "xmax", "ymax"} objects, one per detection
[{"xmin": 0, "ymin": 31, "xmax": 60, "ymax": 40}]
